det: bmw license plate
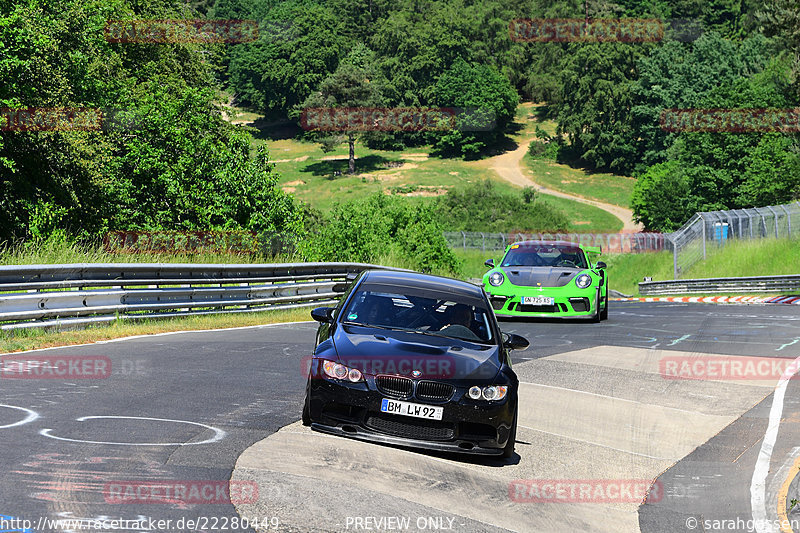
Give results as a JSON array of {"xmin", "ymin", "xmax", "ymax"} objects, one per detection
[
  {"xmin": 381, "ymin": 398, "xmax": 443, "ymax": 420},
  {"xmin": 522, "ymin": 296, "xmax": 554, "ymax": 306}
]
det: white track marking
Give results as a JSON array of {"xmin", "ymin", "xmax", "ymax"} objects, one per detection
[
  {"xmin": 0, "ymin": 404, "xmax": 40, "ymax": 429},
  {"xmin": 518, "ymin": 382, "xmax": 704, "ymax": 415},
  {"xmin": 517, "ymin": 424, "xmax": 677, "ymax": 461},
  {"xmin": 751, "ymin": 356, "xmax": 800, "ymax": 533},
  {"xmin": 39, "ymin": 415, "xmax": 226, "ymax": 446}
]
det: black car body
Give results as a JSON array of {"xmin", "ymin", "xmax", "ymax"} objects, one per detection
[{"xmin": 302, "ymin": 270, "xmax": 528, "ymax": 458}]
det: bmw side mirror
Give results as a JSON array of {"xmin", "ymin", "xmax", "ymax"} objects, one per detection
[
  {"xmin": 502, "ymin": 332, "xmax": 529, "ymax": 351},
  {"xmin": 484, "ymin": 258, "xmax": 495, "ymax": 268},
  {"xmin": 595, "ymin": 261, "xmax": 607, "ymax": 269},
  {"xmin": 311, "ymin": 307, "xmax": 335, "ymax": 323}
]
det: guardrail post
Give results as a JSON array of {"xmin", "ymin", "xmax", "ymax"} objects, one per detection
[{"xmin": 461, "ymin": 231, "xmax": 466, "ymax": 250}]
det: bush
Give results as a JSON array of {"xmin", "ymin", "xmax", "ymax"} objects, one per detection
[
  {"xmin": 527, "ymin": 139, "xmax": 558, "ymax": 160},
  {"xmin": 300, "ymin": 193, "xmax": 461, "ymax": 276},
  {"xmin": 434, "ymin": 180, "xmax": 570, "ymax": 232}
]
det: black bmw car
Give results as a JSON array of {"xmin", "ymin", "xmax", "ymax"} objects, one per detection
[{"xmin": 302, "ymin": 269, "xmax": 529, "ymax": 458}]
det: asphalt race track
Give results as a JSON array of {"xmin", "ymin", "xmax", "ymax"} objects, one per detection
[{"xmin": 2, "ymin": 301, "xmax": 800, "ymax": 533}]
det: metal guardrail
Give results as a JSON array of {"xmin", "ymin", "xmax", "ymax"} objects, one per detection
[
  {"xmin": 0, "ymin": 262, "xmax": 398, "ymax": 331},
  {"xmin": 639, "ymin": 274, "xmax": 800, "ymax": 295}
]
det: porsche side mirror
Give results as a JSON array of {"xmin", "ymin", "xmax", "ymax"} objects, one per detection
[
  {"xmin": 311, "ymin": 307, "xmax": 335, "ymax": 323},
  {"xmin": 502, "ymin": 332, "xmax": 529, "ymax": 351},
  {"xmin": 485, "ymin": 258, "xmax": 495, "ymax": 268},
  {"xmin": 595, "ymin": 261, "xmax": 607, "ymax": 269}
]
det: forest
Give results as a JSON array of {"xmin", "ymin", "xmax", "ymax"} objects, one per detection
[{"xmin": 1, "ymin": 0, "xmax": 798, "ymax": 271}]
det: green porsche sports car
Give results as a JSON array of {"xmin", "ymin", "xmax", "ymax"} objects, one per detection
[{"xmin": 482, "ymin": 240, "xmax": 608, "ymax": 321}]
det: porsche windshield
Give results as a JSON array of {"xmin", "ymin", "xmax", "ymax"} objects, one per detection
[
  {"xmin": 342, "ymin": 287, "xmax": 494, "ymax": 344},
  {"xmin": 501, "ymin": 244, "xmax": 588, "ymax": 269}
]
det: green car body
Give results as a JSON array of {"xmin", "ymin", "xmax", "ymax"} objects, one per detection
[{"xmin": 482, "ymin": 240, "xmax": 608, "ymax": 321}]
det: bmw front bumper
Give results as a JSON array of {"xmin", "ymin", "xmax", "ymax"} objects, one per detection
[{"xmin": 306, "ymin": 376, "xmax": 516, "ymax": 455}]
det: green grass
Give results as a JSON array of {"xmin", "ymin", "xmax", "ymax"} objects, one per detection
[
  {"xmin": 0, "ymin": 238, "xmax": 305, "ymax": 266},
  {"xmin": 515, "ymin": 102, "xmax": 557, "ymax": 137},
  {"xmin": 237, "ymin": 101, "xmax": 630, "ymax": 232},
  {"xmin": 452, "ymin": 249, "xmax": 496, "ymax": 280},
  {"xmin": 684, "ymin": 238, "xmax": 800, "ymax": 279},
  {"xmin": 537, "ymin": 193, "xmax": 624, "ymax": 233},
  {"xmin": 522, "ymin": 154, "xmax": 636, "ymax": 208},
  {"xmin": 602, "ymin": 251, "xmax": 675, "ymax": 296}
]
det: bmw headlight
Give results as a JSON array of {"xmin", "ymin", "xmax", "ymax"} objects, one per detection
[
  {"xmin": 489, "ymin": 271, "xmax": 505, "ymax": 287},
  {"xmin": 322, "ymin": 360, "xmax": 364, "ymax": 383},
  {"xmin": 575, "ymin": 273, "xmax": 592, "ymax": 289},
  {"xmin": 467, "ymin": 385, "xmax": 508, "ymax": 401}
]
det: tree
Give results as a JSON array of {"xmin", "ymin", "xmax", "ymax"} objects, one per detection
[
  {"xmin": 225, "ymin": 1, "xmax": 346, "ymax": 117},
  {"xmin": 630, "ymin": 161, "xmax": 693, "ymax": 231},
  {"xmin": 630, "ymin": 33, "xmax": 771, "ymax": 172},
  {"xmin": 0, "ymin": 0, "xmax": 305, "ymax": 242},
  {"xmin": 428, "ymin": 59, "xmax": 519, "ymax": 158},
  {"xmin": 300, "ymin": 50, "xmax": 385, "ymax": 174},
  {"xmin": 555, "ymin": 42, "xmax": 647, "ymax": 173}
]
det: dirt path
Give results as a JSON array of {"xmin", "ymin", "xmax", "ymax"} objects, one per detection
[{"xmin": 489, "ymin": 139, "xmax": 643, "ymax": 232}]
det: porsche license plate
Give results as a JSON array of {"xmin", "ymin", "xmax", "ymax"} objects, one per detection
[
  {"xmin": 522, "ymin": 296, "xmax": 554, "ymax": 306},
  {"xmin": 380, "ymin": 398, "xmax": 443, "ymax": 420}
]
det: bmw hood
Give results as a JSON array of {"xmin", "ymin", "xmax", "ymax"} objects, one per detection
[
  {"xmin": 500, "ymin": 266, "xmax": 582, "ymax": 287},
  {"xmin": 330, "ymin": 325, "xmax": 502, "ymax": 381}
]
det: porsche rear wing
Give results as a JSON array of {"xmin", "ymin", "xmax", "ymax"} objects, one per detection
[
  {"xmin": 583, "ymin": 246, "xmax": 603, "ymax": 266},
  {"xmin": 583, "ymin": 245, "xmax": 602, "ymax": 257}
]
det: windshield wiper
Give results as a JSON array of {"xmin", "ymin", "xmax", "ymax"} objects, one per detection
[{"xmin": 341, "ymin": 321, "xmax": 407, "ymax": 332}]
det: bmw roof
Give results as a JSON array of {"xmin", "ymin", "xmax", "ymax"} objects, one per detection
[{"xmin": 360, "ymin": 269, "xmax": 485, "ymax": 299}]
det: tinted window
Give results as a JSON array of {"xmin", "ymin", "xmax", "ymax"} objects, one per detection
[
  {"xmin": 501, "ymin": 244, "xmax": 588, "ymax": 269},
  {"xmin": 342, "ymin": 287, "xmax": 494, "ymax": 343}
]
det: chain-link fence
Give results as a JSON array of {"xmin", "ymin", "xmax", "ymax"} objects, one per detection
[
  {"xmin": 443, "ymin": 231, "xmax": 666, "ymax": 253},
  {"xmin": 667, "ymin": 202, "xmax": 800, "ymax": 279}
]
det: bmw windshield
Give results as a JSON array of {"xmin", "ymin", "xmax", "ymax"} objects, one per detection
[{"xmin": 341, "ymin": 284, "xmax": 495, "ymax": 344}]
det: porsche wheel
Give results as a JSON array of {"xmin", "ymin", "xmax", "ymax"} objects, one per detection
[{"xmin": 592, "ymin": 292, "xmax": 602, "ymax": 323}]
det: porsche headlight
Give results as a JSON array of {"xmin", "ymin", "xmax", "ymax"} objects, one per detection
[
  {"xmin": 575, "ymin": 273, "xmax": 592, "ymax": 289},
  {"xmin": 489, "ymin": 271, "xmax": 505, "ymax": 287},
  {"xmin": 322, "ymin": 360, "xmax": 364, "ymax": 383}
]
